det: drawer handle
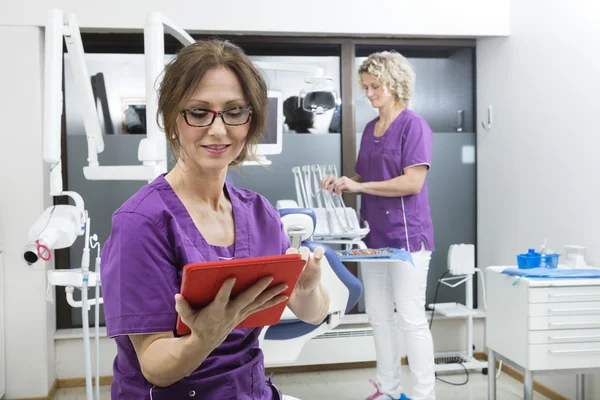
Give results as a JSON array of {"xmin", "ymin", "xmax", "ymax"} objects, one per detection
[
  {"xmin": 550, "ymin": 335, "xmax": 600, "ymax": 341},
  {"xmin": 549, "ymin": 322, "xmax": 600, "ymax": 328},
  {"xmin": 549, "ymin": 308, "xmax": 600, "ymax": 314},
  {"xmin": 548, "ymin": 293, "xmax": 600, "ymax": 298},
  {"xmin": 550, "ymin": 348, "xmax": 600, "ymax": 354}
]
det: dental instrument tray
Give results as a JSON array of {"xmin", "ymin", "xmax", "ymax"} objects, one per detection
[
  {"xmin": 336, "ymin": 247, "xmax": 394, "ymax": 259},
  {"xmin": 517, "ymin": 249, "xmax": 560, "ymax": 269}
]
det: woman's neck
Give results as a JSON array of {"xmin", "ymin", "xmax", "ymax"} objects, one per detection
[
  {"xmin": 166, "ymin": 162, "xmax": 228, "ymax": 211},
  {"xmin": 378, "ymin": 102, "xmax": 405, "ymax": 126}
]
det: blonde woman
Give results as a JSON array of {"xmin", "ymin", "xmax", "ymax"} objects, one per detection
[{"xmin": 321, "ymin": 51, "xmax": 436, "ymax": 400}]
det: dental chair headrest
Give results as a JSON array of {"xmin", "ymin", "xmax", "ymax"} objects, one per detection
[{"xmin": 279, "ymin": 208, "xmax": 316, "ymax": 241}]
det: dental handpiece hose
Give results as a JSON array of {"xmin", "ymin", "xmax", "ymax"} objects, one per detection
[
  {"xmin": 81, "ymin": 216, "xmax": 93, "ymax": 400},
  {"xmin": 94, "ymin": 246, "xmax": 101, "ymax": 400}
]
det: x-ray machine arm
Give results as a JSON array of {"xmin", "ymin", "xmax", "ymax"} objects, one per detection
[{"xmin": 53, "ymin": 11, "xmax": 330, "ymax": 183}]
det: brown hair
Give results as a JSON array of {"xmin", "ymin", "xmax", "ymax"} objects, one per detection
[{"xmin": 157, "ymin": 39, "xmax": 268, "ymax": 167}]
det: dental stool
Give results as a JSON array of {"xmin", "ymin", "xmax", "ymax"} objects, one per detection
[{"xmin": 259, "ymin": 206, "xmax": 363, "ymax": 367}]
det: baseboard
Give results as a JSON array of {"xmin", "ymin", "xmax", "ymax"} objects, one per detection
[
  {"xmin": 474, "ymin": 353, "xmax": 568, "ymax": 400},
  {"xmin": 56, "ymin": 376, "xmax": 114, "ymax": 388},
  {"xmin": 20, "ymin": 352, "xmax": 566, "ymax": 400}
]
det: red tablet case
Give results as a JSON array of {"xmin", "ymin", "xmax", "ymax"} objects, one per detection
[{"xmin": 176, "ymin": 253, "xmax": 306, "ymax": 336}]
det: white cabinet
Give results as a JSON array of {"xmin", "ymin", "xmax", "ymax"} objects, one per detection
[{"xmin": 486, "ymin": 267, "xmax": 599, "ymax": 399}]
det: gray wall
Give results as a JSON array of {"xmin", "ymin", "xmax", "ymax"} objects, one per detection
[
  {"xmin": 355, "ymin": 49, "xmax": 474, "ymax": 134},
  {"xmin": 228, "ymin": 134, "xmax": 341, "ymax": 205},
  {"xmin": 425, "ymin": 132, "xmax": 476, "ymax": 306}
]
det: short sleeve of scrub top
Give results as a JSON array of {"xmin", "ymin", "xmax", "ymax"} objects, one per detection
[
  {"xmin": 102, "ymin": 211, "xmax": 179, "ymax": 337},
  {"xmin": 401, "ymin": 116, "xmax": 433, "ymax": 171}
]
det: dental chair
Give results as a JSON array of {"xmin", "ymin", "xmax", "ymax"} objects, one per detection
[{"xmin": 259, "ymin": 204, "xmax": 363, "ymax": 367}]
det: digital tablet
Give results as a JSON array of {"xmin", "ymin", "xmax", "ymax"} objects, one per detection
[{"xmin": 176, "ymin": 253, "xmax": 306, "ymax": 336}]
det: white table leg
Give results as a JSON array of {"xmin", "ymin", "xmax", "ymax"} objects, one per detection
[
  {"xmin": 488, "ymin": 350, "xmax": 496, "ymax": 400},
  {"xmin": 577, "ymin": 374, "xmax": 585, "ymax": 400},
  {"xmin": 524, "ymin": 369, "xmax": 534, "ymax": 400}
]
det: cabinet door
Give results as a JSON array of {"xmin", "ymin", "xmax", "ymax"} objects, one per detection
[{"xmin": 476, "ymin": 37, "xmax": 523, "ymax": 269}]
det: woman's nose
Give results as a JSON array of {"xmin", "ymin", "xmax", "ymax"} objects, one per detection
[{"xmin": 208, "ymin": 116, "xmax": 227, "ymax": 136}]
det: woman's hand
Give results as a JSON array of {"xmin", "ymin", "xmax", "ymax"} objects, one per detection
[
  {"xmin": 321, "ymin": 174, "xmax": 362, "ymax": 195},
  {"xmin": 174, "ymin": 276, "xmax": 288, "ymax": 345},
  {"xmin": 286, "ymin": 246, "xmax": 324, "ymax": 295},
  {"xmin": 285, "ymin": 246, "xmax": 330, "ymax": 324},
  {"xmin": 320, "ymin": 174, "xmax": 337, "ymax": 192}
]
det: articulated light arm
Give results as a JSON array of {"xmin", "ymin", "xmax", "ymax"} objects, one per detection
[
  {"xmin": 139, "ymin": 13, "xmax": 195, "ymax": 178},
  {"xmin": 47, "ymin": 10, "xmax": 335, "ymax": 183},
  {"xmin": 45, "ymin": 9, "xmax": 104, "ymax": 196}
]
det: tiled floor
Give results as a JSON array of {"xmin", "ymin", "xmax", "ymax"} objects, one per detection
[{"xmin": 52, "ymin": 366, "xmax": 550, "ymax": 399}]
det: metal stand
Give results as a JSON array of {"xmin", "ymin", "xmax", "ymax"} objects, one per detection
[
  {"xmin": 487, "ymin": 350, "xmax": 496, "ymax": 400},
  {"xmin": 524, "ymin": 369, "xmax": 534, "ymax": 400},
  {"xmin": 577, "ymin": 374, "xmax": 585, "ymax": 400},
  {"xmin": 429, "ymin": 272, "xmax": 487, "ymax": 374},
  {"xmin": 487, "ymin": 352, "xmax": 587, "ymax": 400}
]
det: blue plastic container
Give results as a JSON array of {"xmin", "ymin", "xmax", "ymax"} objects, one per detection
[
  {"xmin": 517, "ymin": 249, "xmax": 560, "ymax": 269},
  {"xmin": 541, "ymin": 253, "xmax": 560, "ymax": 269}
]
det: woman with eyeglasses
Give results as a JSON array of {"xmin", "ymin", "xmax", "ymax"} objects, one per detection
[{"xmin": 100, "ymin": 40, "xmax": 329, "ymax": 400}]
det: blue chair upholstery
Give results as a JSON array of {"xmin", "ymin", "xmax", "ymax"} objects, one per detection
[
  {"xmin": 304, "ymin": 241, "xmax": 363, "ymax": 315},
  {"xmin": 264, "ymin": 209, "xmax": 363, "ymax": 341}
]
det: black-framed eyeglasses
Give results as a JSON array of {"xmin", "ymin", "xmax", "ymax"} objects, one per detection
[{"xmin": 181, "ymin": 106, "xmax": 253, "ymax": 127}]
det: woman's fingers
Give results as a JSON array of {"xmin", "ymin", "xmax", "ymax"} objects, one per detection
[
  {"xmin": 241, "ymin": 283, "xmax": 289, "ymax": 316},
  {"xmin": 249, "ymin": 295, "xmax": 289, "ymax": 314},
  {"xmin": 332, "ymin": 178, "xmax": 347, "ymax": 194},
  {"xmin": 321, "ymin": 174, "xmax": 337, "ymax": 191},
  {"xmin": 213, "ymin": 277, "xmax": 237, "ymax": 307},
  {"xmin": 229, "ymin": 276, "xmax": 274, "ymax": 310},
  {"xmin": 174, "ymin": 294, "xmax": 195, "ymax": 323}
]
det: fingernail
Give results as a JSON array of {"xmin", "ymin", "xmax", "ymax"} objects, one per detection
[
  {"xmin": 299, "ymin": 247, "xmax": 310, "ymax": 258},
  {"xmin": 314, "ymin": 246, "xmax": 325, "ymax": 259}
]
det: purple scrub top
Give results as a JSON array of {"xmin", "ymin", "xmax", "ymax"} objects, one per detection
[
  {"xmin": 100, "ymin": 174, "xmax": 290, "ymax": 399},
  {"xmin": 356, "ymin": 109, "xmax": 435, "ymax": 253}
]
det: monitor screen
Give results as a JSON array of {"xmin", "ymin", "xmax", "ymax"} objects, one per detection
[
  {"xmin": 255, "ymin": 91, "xmax": 283, "ymax": 155},
  {"xmin": 260, "ymin": 96, "xmax": 279, "ymax": 145}
]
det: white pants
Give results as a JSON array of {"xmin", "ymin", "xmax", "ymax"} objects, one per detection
[{"xmin": 361, "ymin": 246, "xmax": 436, "ymax": 400}]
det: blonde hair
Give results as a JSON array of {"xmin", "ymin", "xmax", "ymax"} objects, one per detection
[
  {"xmin": 358, "ymin": 50, "xmax": 415, "ymax": 106},
  {"xmin": 157, "ymin": 39, "xmax": 268, "ymax": 167}
]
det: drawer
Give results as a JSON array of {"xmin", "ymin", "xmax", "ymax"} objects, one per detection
[
  {"xmin": 529, "ymin": 286, "xmax": 600, "ymax": 303},
  {"xmin": 529, "ymin": 314, "xmax": 600, "ymax": 330},
  {"xmin": 529, "ymin": 301, "xmax": 600, "ymax": 317},
  {"xmin": 529, "ymin": 342, "xmax": 600, "ymax": 370},
  {"xmin": 529, "ymin": 328, "xmax": 600, "ymax": 344}
]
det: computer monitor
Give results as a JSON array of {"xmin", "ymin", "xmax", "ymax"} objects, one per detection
[{"xmin": 256, "ymin": 90, "xmax": 283, "ymax": 156}]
